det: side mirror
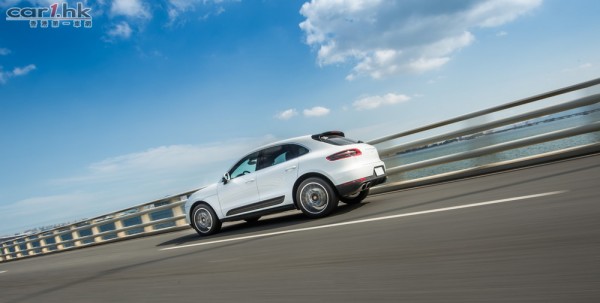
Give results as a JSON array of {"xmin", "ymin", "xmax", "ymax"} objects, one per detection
[{"xmin": 222, "ymin": 172, "xmax": 231, "ymax": 184}]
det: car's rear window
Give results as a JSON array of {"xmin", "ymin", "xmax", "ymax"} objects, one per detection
[{"xmin": 314, "ymin": 135, "xmax": 359, "ymax": 146}]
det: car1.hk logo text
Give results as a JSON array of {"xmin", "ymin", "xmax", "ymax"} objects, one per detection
[{"xmin": 6, "ymin": 2, "xmax": 92, "ymax": 28}]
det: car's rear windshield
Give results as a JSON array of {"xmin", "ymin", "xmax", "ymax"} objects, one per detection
[{"xmin": 314, "ymin": 135, "xmax": 359, "ymax": 146}]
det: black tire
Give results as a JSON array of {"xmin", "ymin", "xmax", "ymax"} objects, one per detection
[
  {"xmin": 340, "ymin": 189, "xmax": 370, "ymax": 204},
  {"xmin": 244, "ymin": 216, "xmax": 261, "ymax": 223},
  {"xmin": 296, "ymin": 177, "xmax": 338, "ymax": 218},
  {"xmin": 191, "ymin": 203, "xmax": 222, "ymax": 236}
]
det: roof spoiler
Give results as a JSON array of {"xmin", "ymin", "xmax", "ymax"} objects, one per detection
[{"xmin": 311, "ymin": 131, "xmax": 345, "ymax": 141}]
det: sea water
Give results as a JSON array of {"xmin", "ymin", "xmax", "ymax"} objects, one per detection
[{"xmin": 384, "ymin": 110, "xmax": 600, "ymax": 183}]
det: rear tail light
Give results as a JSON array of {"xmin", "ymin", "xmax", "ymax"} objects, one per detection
[{"xmin": 326, "ymin": 148, "xmax": 362, "ymax": 161}]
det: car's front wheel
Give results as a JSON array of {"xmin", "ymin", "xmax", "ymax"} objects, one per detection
[
  {"xmin": 191, "ymin": 203, "xmax": 222, "ymax": 236},
  {"xmin": 296, "ymin": 177, "xmax": 338, "ymax": 218},
  {"xmin": 340, "ymin": 189, "xmax": 370, "ymax": 205}
]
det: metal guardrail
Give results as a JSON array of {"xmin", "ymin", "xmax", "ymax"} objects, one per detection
[
  {"xmin": 2, "ymin": 78, "xmax": 599, "ymax": 263},
  {"xmin": 384, "ymin": 121, "xmax": 600, "ymax": 175},
  {"xmin": 368, "ymin": 79, "xmax": 600, "ymax": 193},
  {"xmin": 368, "ymin": 78, "xmax": 600, "ymax": 145},
  {"xmin": 0, "ymin": 190, "xmax": 196, "ymax": 262},
  {"xmin": 376, "ymin": 94, "xmax": 600, "ymax": 158}
]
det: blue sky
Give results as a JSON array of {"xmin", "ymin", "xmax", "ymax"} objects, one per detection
[{"xmin": 0, "ymin": 0, "xmax": 598, "ymax": 235}]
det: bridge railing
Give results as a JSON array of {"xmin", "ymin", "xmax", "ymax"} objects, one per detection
[
  {"xmin": 368, "ymin": 78, "xmax": 600, "ymax": 193},
  {"xmin": 2, "ymin": 78, "xmax": 600, "ymax": 262},
  {"xmin": 1, "ymin": 190, "xmax": 196, "ymax": 262}
]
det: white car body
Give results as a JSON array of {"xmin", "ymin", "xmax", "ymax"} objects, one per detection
[{"xmin": 184, "ymin": 131, "xmax": 386, "ymax": 235}]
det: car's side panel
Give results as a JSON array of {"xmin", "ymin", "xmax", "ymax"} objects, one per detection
[
  {"xmin": 217, "ymin": 174, "xmax": 260, "ymax": 218},
  {"xmin": 255, "ymin": 158, "xmax": 299, "ymax": 205},
  {"xmin": 226, "ymin": 195, "xmax": 285, "ymax": 216}
]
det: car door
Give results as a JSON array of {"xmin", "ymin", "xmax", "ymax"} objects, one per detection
[
  {"xmin": 255, "ymin": 144, "xmax": 307, "ymax": 205},
  {"xmin": 217, "ymin": 152, "xmax": 260, "ymax": 217}
]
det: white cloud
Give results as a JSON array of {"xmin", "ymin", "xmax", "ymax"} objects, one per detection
[
  {"xmin": 54, "ymin": 137, "xmax": 276, "ymax": 187},
  {"xmin": 275, "ymin": 108, "xmax": 298, "ymax": 120},
  {"xmin": 300, "ymin": 0, "xmax": 542, "ymax": 80},
  {"xmin": 62, "ymin": 144, "xmax": 243, "ymax": 184},
  {"xmin": 167, "ymin": 0, "xmax": 232, "ymax": 25},
  {"xmin": 496, "ymin": 30, "xmax": 508, "ymax": 37},
  {"xmin": 107, "ymin": 21, "xmax": 133, "ymax": 40},
  {"xmin": 0, "ymin": 71, "xmax": 7, "ymax": 84},
  {"xmin": 167, "ymin": 0, "xmax": 197, "ymax": 22},
  {"xmin": 0, "ymin": 47, "xmax": 10, "ymax": 56},
  {"xmin": 562, "ymin": 62, "xmax": 593, "ymax": 73},
  {"xmin": 353, "ymin": 93, "xmax": 410, "ymax": 111},
  {"xmin": 0, "ymin": 192, "xmax": 100, "ymax": 235},
  {"xmin": 12, "ymin": 64, "xmax": 36, "ymax": 76},
  {"xmin": 0, "ymin": 64, "xmax": 36, "ymax": 84},
  {"xmin": 303, "ymin": 106, "xmax": 330, "ymax": 117},
  {"xmin": 110, "ymin": 0, "xmax": 151, "ymax": 19}
]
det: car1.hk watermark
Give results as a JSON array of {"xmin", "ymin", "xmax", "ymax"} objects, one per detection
[{"xmin": 6, "ymin": 2, "xmax": 92, "ymax": 28}]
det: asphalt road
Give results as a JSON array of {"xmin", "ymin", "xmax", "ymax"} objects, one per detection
[{"xmin": 1, "ymin": 154, "xmax": 600, "ymax": 302}]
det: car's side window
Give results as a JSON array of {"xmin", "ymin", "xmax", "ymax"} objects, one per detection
[
  {"xmin": 273, "ymin": 152, "xmax": 287, "ymax": 166},
  {"xmin": 257, "ymin": 144, "xmax": 309, "ymax": 170},
  {"xmin": 286, "ymin": 144, "xmax": 309, "ymax": 160},
  {"xmin": 229, "ymin": 152, "xmax": 258, "ymax": 179},
  {"xmin": 257, "ymin": 145, "xmax": 286, "ymax": 170}
]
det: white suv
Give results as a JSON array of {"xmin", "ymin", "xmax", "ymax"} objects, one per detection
[{"xmin": 185, "ymin": 131, "xmax": 387, "ymax": 236}]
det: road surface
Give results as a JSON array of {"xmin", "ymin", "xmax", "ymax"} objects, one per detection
[{"xmin": 1, "ymin": 154, "xmax": 599, "ymax": 302}]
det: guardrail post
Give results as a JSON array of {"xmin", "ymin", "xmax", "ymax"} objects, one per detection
[
  {"xmin": 115, "ymin": 220, "xmax": 126, "ymax": 238},
  {"xmin": 7, "ymin": 244, "xmax": 13, "ymax": 260},
  {"xmin": 54, "ymin": 231, "xmax": 64, "ymax": 251},
  {"xmin": 1, "ymin": 243, "xmax": 9, "ymax": 261},
  {"xmin": 13, "ymin": 241, "xmax": 23, "ymax": 259},
  {"xmin": 25, "ymin": 238, "xmax": 34, "ymax": 256},
  {"xmin": 72, "ymin": 226, "xmax": 82, "ymax": 247},
  {"xmin": 172, "ymin": 202, "xmax": 187, "ymax": 227},
  {"xmin": 3, "ymin": 246, "xmax": 10, "ymax": 261},
  {"xmin": 141, "ymin": 213, "xmax": 154, "ymax": 233},
  {"xmin": 39, "ymin": 237, "xmax": 49, "ymax": 254},
  {"xmin": 92, "ymin": 226, "xmax": 102, "ymax": 243}
]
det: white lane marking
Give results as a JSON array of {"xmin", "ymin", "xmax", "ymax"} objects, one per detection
[
  {"xmin": 0, "ymin": 270, "xmax": 7, "ymax": 274},
  {"xmin": 161, "ymin": 191, "xmax": 567, "ymax": 252}
]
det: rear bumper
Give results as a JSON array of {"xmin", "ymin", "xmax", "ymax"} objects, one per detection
[{"xmin": 336, "ymin": 174, "xmax": 387, "ymax": 197}]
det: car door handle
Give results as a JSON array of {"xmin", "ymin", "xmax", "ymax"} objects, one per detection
[
  {"xmin": 285, "ymin": 166, "xmax": 297, "ymax": 172},
  {"xmin": 245, "ymin": 179, "xmax": 256, "ymax": 184}
]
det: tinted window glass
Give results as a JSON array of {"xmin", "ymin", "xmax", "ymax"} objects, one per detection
[
  {"xmin": 273, "ymin": 152, "xmax": 287, "ymax": 166},
  {"xmin": 229, "ymin": 152, "xmax": 258, "ymax": 179},
  {"xmin": 286, "ymin": 144, "xmax": 309, "ymax": 160},
  {"xmin": 257, "ymin": 144, "xmax": 309, "ymax": 170},
  {"xmin": 257, "ymin": 145, "xmax": 286, "ymax": 170}
]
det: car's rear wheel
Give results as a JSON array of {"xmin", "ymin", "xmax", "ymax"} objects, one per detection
[
  {"xmin": 191, "ymin": 203, "xmax": 222, "ymax": 236},
  {"xmin": 296, "ymin": 177, "xmax": 338, "ymax": 218},
  {"xmin": 340, "ymin": 189, "xmax": 370, "ymax": 204}
]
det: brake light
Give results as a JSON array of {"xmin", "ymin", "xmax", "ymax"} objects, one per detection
[{"xmin": 326, "ymin": 148, "xmax": 362, "ymax": 161}]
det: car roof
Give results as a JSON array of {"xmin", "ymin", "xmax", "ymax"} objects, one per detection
[
  {"xmin": 249, "ymin": 135, "xmax": 317, "ymax": 153},
  {"xmin": 245, "ymin": 131, "xmax": 351, "ymax": 155}
]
